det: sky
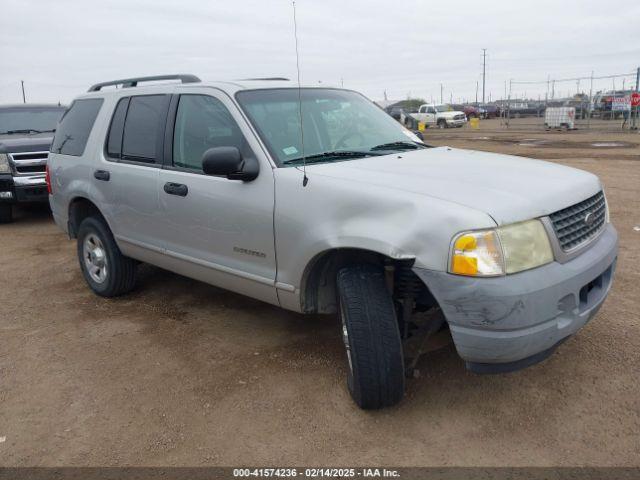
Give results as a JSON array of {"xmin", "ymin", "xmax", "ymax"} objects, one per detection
[{"xmin": 1, "ymin": 0, "xmax": 639, "ymax": 105}]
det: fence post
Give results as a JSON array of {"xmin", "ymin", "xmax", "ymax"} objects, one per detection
[
  {"xmin": 506, "ymin": 79, "xmax": 512, "ymax": 127},
  {"xmin": 632, "ymin": 67, "xmax": 640, "ymax": 130},
  {"xmin": 588, "ymin": 71, "xmax": 594, "ymax": 129}
]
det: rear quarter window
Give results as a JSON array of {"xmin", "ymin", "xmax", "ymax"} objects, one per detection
[{"xmin": 51, "ymin": 98, "xmax": 104, "ymax": 156}]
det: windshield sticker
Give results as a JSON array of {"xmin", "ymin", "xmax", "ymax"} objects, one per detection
[{"xmin": 283, "ymin": 146, "xmax": 298, "ymax": 156}]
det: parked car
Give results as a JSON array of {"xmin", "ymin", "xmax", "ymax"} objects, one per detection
[
  {"xmin": 412, "ymin": 104, "xmax": 467, "ymax": 128},
  {"xmin": 507, "ymin": 102, "xmax": 545, "ymax": 118},
  {"xmin": 479, "ymin": 104, "xmax": 500, "ymax": 119},
  {"xmin": 0, "ymin": 103, "xmax": 66, "ymax": 222},
  {"xmin": 49, "ymin": 74, "xmax": 618, "ymax": 409},
  {"xmin": 451, "ymin": 104, "xmax": 479, "ymax": 119},
  {"xmin": 386, "ymin": 105, "xmax": 404, "ymax": 121}
]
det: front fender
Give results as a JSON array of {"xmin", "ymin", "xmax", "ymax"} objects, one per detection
[{"xmin": 273, "ymin": 167, "xmax": 495, "ymax": 311}]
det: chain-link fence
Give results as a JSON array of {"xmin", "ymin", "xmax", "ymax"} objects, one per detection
[{"xmin": 498, "ymin": 69, "xmax": 640, "ymax": 131}]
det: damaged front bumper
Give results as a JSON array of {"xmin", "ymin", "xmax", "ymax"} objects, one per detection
[{"xmin": 414, "ymin": 223, "xmax": 618, "ymax": 373}]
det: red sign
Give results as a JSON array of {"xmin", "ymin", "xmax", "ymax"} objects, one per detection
[{"xmin": 632, "ymin": 92, "xmax": 640, "ymax": 107}]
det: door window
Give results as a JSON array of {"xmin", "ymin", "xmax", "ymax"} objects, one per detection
[
  {"xmin": 119, "ymin": 95, "xmax": 169, "ymax": 163},
  {"xmin": 172, "ymin": 95, "xmax": 250, "ymax": 172}
]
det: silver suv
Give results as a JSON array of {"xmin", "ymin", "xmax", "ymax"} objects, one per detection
[{"xmin": 48, "ymin": 74, "xmax": 618, "ymax": 409}]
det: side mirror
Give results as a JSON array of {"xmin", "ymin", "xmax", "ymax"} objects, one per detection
[{"xmin": 201, "ymin": 147, "xmax": 258, "ymax": 181}]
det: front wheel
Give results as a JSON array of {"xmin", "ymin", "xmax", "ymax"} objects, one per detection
[
  {"xmin": 437, "ymin": 119, "xmax": 447, "ymax": 129},
  {"xmin": 337, "ymin": 264, "xmax": 405, "ymax": 409},
  {"xmin": 77, "ymin": 216, "xmax": 137, "ymax": 297}
]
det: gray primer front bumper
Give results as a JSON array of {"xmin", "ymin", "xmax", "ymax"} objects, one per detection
[{"xmin": 414, "ymin": 223, "xmax": 618, "ymax": 368}]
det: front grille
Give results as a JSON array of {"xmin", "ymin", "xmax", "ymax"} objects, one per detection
[
  {"xmin": 8, "ymin": 152, "xmax": 48, "ymax": 176},
  {"xmin": 549, "ymin": 191, "xmax": 606, "ymax": 251},
  {"xmin": 454, "ymin": 114, "xmax": 465, "ymax": 120}
]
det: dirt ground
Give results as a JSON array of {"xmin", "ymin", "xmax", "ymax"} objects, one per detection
[{"xmin": 1, "ymin": 120, "xmax": 639, "ymax": 467}]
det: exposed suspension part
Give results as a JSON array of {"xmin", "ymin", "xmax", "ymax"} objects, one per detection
[
  {"xmin": 393, "ymin": 261, "xmax": 422, "ymax": 341},
  {"xmin": 390, "ymin": 260, "xmax": 448, "ymax": 378}
]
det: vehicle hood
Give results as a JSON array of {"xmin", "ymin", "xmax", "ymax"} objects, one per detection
[
  {"xmin": 0, "ymin": 133, "xmax": 54, "ymax": 154},
  {"xmin": 306, "ymin": 147, "xmax": 602, "ymax": 225}
]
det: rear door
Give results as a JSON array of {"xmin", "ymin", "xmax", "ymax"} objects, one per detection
[
  {"xmin": 103, "ymin": 94, "xmax": 171, "ymax": 257},
  {"xmin": 158, "ymin": 90, "xmax": 278, "ymax": 305}
]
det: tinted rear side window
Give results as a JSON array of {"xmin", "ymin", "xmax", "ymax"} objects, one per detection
[
  {"xmin": 106, "ymin": 97, "xmax": 129, "ymax": 158},
  {"xmin": 51, "ymin": 99, "xmax": 104, "ymax": 156},
  {"xmin": 121, "ymin": 95, "xmax": 168, "ymax": 163}
]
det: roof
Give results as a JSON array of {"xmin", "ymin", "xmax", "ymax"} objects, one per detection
[
  {"xmin": 0, "ymin": 103, "xmax": 66, "ymax": 109},
  {"xmin": 77, "ymin": 76, "xmax": 333, "ymax": 101}
]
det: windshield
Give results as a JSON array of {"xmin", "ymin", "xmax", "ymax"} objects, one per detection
[
  {"xmin": 236, "ymin": 88, "xmax": 424, "ymax": 167},
  {"xmin": 435, "ymin": 105, "xmax": 452, "ymax": 113},
  {"xmin": 0, "ymin": 107, "xmax": 66, "ymax": 134}
]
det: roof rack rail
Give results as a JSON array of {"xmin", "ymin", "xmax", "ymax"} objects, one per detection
[
  {"xmin": 239, "ymin": 77, "xmax": 290, "ymax": 81},
  {"xmin": 88, "ymin": 74, "xmax": 201, "ymax": 92}
]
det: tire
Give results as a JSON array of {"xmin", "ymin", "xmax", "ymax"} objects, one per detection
[
  {"xmin": 337, "ymin": 264, "xmax": 405, "ymax": 409},
  {"xmin": 77, "ymin": 216, "xmax": 137, "ymax": 297},
  {"xmin": 437, "ymin": 119, "xmax": 447, "ymax": 129},
  {"xmin": 0, "ymin": 204, "xmax": 12, "ymax": 223}
]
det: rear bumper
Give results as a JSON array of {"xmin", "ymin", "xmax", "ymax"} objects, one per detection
[
  {"xmin": 414, "ymin": 224, "xmax": 618, "ymax": 371},
  {"xmin": 0, "ymin": 174, "xmax": 48, "ymax": 203}
]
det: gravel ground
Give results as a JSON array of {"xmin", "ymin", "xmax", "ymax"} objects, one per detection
[{"xmin": 0, "ymin": 121, "xmax": 638, "ymax": 467}]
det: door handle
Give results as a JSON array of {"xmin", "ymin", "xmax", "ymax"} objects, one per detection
[
  {"xmin": 94, "ymin": 170, "xmax": 110, "ymax": 181},
  {"xmin": 163, "ymin": 182, "xmax": 188, "ymax": 197}
]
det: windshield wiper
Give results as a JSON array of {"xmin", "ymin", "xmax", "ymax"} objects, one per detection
[
  {"xmin": 3, "ymin": 129, "xmax": 47, "ymax": 134},
  {"xmin": 370, "ymin": 141, "xmax": 427, "ymax": 151},
  {"xmin": 283, "ymin": 150, "xmax": 379, "ymax": 165}
]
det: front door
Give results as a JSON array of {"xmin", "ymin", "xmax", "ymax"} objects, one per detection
[{"xmin": 158, "ymin": 91, "xmax": 278, "ymax": 305}]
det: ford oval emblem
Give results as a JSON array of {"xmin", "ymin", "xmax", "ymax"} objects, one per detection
[{"xmin": 584, "ymin": 212, "xmax": 595, "ymax": 226}]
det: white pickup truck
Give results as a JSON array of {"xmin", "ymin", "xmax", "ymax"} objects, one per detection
[{"xmin": 411, "ymin": 104, "xmax": 467, "ymax": 128}]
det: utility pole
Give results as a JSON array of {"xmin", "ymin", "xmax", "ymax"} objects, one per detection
[
  {"xmin": 481, "ymin": 48, "xmax": 487, "ymax": 104},
  {"xmin": 475, "ymin": 80, "xmax": 479, "ymax": 104},
  {"xmin": 21, "ymin": 80, "xmax": 26, "ymax": 103},
  {"xmin": 440, "ymin": 83, "xmax": 443, "ymax": 104}
]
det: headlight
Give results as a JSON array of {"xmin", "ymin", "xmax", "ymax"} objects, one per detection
[
  {"xmin": 450, "ymin": 219, "xmax": 553, "ymax": 277},
  {"xmin": 0, "ymin": 154, "xmax": 10, "ymax": 174}
]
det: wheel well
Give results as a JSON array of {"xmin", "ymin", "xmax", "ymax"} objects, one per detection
[
  {"xmin": 300, "ymin": 248, "xmax": 438, "ymax": 315},
  {"xmin": 67, "ymin": 197, "xmax": 106, "ymax": 239},
  {"xmin": 301, "ymin": 248, "xmax": 385, "ymax": 314}
]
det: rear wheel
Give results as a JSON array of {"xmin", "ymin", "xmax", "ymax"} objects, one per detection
[
  {"xmin": 0, "ymin": 204, "xmax": 12, "ymax": 223},
  {"xmin": 77, "ymin": 216, "xmax": 137, "ymax": 297},
  {"xmin": 337, "ymin": 264, "xmax": 405, "ymax": 409}
]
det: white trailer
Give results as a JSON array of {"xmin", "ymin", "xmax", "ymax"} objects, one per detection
[{"xmin": 545, "ymin": 107, "xmax": 576, "ymax": 130}]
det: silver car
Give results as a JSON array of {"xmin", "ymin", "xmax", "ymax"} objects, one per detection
[{"xmin": 48, "ymin": 75, "xmax": 618, "ymax": 409}]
